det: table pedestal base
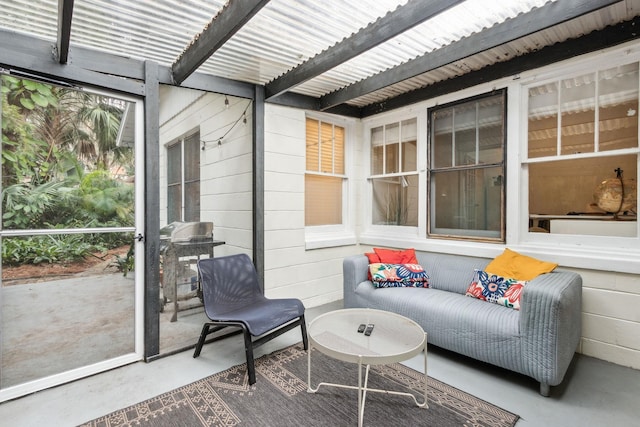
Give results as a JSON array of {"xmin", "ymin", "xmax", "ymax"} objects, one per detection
[{"xmin": 307, "ymin": 342, "xmax": 428, "ymax": 427}]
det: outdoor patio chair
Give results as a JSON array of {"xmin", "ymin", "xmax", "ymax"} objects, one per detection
[{"xmin": 193, "ymin": 253, "xmax": 308, "ymax": 384}]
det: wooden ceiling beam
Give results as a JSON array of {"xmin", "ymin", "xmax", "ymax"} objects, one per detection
[
  {"xmin": 171, "ymin": 0, "xmax": 270, "ymax": 85},
  {"xmin": 319, "ymin": 0, "xmax": 621, "ymax": 110},
  {"xmin": 360, "ymin": 16, "xmax": 640, "ymax": 117},
  {"xmin": 264, "ymin": 0, "xmax": 464, "ymax": 100},
  {"xmin": 56, "ymin": 0, "xmax": 74, "ymax": 64}
]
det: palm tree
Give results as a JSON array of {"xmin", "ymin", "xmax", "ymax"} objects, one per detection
[
  {"xmin": 3, "ymin": 76, "xmax": 132, "ymax": 178},
  {"xmin": 76, "ymin": 95, "xmax": 129, "ymax": 170}
]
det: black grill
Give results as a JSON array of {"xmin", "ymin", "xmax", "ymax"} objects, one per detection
[{"xmin": 160, "ymin": 222, "xmax": 222, "ymax": 322}]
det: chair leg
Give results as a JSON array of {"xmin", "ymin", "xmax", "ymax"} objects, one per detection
[
  {"xmin": 243, "ymin": 327, "xmax": 257, "ymax": 385},
  {"xmin": 300, "ymin": 315, "xmax": 309, "ymax": 351},
  {"xmin": 193, "ymin": 324, "xmax": 211, "ymax": 358}
]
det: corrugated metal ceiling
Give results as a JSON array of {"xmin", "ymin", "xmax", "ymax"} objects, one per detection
[
  {"xmin": 351, "ymin": 0, "xmax": 638, "ymax": 107},
  {"xmin": 0, "ymin": 0, "xmax": 638, "ymax": 109}
]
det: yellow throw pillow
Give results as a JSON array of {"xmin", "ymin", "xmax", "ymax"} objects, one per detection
[{"xmin": 485, "ymin": 248, "xmax": 558, "ymax": 281}]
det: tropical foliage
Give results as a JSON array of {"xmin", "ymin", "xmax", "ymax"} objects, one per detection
[{"xmin": 1, "ymin": 75, "xmax": 135, "ymax": 266}]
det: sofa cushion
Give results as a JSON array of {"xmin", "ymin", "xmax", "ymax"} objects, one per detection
[
  {"xmin": 372, "ymin": 247, "xmax": 419, "ymax": 264},
  {"xmin": 353, "ymin": 282, "xmax": 522, "ymax": 362},
  {"xmin": 369, "ymin": 263, "xmax": 429, "ymax": 288},
  {"xmin": 496, "ymin": 281, "xmax": 526, "ymax": 310},
  {"xmin": 364, "ymin": 252, "xmax": 378, "ymax": 280},
  {"xmin": 416, "ymin": 252, "xmax": 489, "ymax": 294},
  {"xmin": 485, "ymin": 248, "xmax": 557, "ymax": 281},
  {"xmin": 365, "ymin": 248, "xmax": 419, "ymax": 280},
  {"xmin": 465, "ymin": 269, "xmax": 527, "ymax": 310}
]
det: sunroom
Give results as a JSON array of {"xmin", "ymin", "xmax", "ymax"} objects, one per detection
[{"xmin": 0, "ymin": 0, "xmax": 638, "ymax": 412}]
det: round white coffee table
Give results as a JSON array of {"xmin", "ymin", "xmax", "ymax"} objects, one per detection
[{"xmin": 307, "ymin": 308, "xmax": 428, "ymax": 426}]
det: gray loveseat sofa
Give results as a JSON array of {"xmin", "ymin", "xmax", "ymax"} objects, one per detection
[{"xmin": 343, "ymin": 251, "xmax": 582, "ymax": 396}]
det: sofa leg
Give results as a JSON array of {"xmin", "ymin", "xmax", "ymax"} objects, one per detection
[{"xmin": 539, "ymin": 382, "xmax": 550, "ymax": 397}]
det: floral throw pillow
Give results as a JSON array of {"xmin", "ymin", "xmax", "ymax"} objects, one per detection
[
  {"xmin": 369, "ymin": 263, "xmax": 429, "ymax": 288},
  {"xmin": 496, "ymin": 281, "xmax": 526, "ymax": 310},
  {"xmin": 465, "ymin": 270, "xmax": 527, "ymax": 310}
]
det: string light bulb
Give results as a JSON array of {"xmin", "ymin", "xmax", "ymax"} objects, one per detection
[{"xmin": 199, "ymin": 100, "xmax": 251, "ymax": 149}]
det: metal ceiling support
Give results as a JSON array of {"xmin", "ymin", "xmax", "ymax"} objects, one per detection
[
  {"xmin": 171, "ymin": 0, "xmax": 271, "ymax": 86},
  {"xmin": 56, "ymin": 0, "xmax": 74, "ymax": 64},
  {"xmin": 319, "ymin": 0, "xmax": 622, "ymax": 111},
  {"xmin": 361, "ymin": 16, "xmax": 640, "ymax": 117},
  {"xmin": 264, "ymin": 0, "xmax": 464, "ymax": 100}
]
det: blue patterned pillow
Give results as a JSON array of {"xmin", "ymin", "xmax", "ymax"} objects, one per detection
[
  {"xmin": 465, "ymin": 269, "xmax": 527, "ymax": 310},
  {"xmin": 369, "ymin": 263, "xmax": 429, "ymax": 288}
]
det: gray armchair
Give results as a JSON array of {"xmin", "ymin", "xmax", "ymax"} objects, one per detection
[{"xmin": 194, "ymin": 253, "xmax": 308, "ymax": 384}]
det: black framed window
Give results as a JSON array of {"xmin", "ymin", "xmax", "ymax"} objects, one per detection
[{"xmin": 428, "ymin": 91, "xmax": 506, "ymax": 241}]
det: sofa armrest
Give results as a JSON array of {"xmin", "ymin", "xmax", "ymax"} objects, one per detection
[
  {"xmin": 343, "ymin": 254, "xmax": 370, "ymax": 307},
  {"xmin": 520, "ymin": 270, "xmax": 582, "ymax": 390}
]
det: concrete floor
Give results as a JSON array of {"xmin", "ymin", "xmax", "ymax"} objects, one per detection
[
  {"xmin": 1, "ymin": 300, "xmax": 639, "ymax": 427},
  {"xmin": 1, "ymin": 272, "xmax": 213, "ymax": 389}
]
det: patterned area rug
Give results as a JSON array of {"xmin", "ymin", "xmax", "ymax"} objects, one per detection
[{"xmin": 79, "ymin": 343, "xmax": 518, "ymax": 427}]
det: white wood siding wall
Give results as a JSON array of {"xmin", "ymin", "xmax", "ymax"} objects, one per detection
[
  {"xmin": 159, "ymin": 86, "xmax": 253, "ymax": 257},
  {"xmin": 263, "ymin": 105, "xmax": 355, "ymax": 306}
]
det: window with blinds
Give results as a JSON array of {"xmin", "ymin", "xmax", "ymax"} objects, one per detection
[{"xmin": 305, "ymin": 118, "xmax": 345, "ymax": 226}]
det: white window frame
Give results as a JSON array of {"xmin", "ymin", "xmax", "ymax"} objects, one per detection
[
  {"xmin": 515, "ymin": 44, "xmax": 640, "ymax": 272},
  {"xmin": 371, "ymin": 119, "xmax": 419, "ymax": 224},
  {"xmin": 362, "ymin": 111, "xmax": 426, "ymax": 240},
  {"xmin": 304, "ymin": 112, "xmax": 356, "ymax": 249}
]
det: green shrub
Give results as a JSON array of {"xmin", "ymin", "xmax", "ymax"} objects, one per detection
[
  {"xmin": 1, "ymin": 173, "xmax": 134, "ymax": 266},
  {"xmin": 2, "ymin": 234, "xmax": 96, "ymax": 266}
]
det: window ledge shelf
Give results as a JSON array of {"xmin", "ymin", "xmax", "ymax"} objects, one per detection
[{"xmin": 305, "ymin": 233, "xmax": 356, "ymax": 250}]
